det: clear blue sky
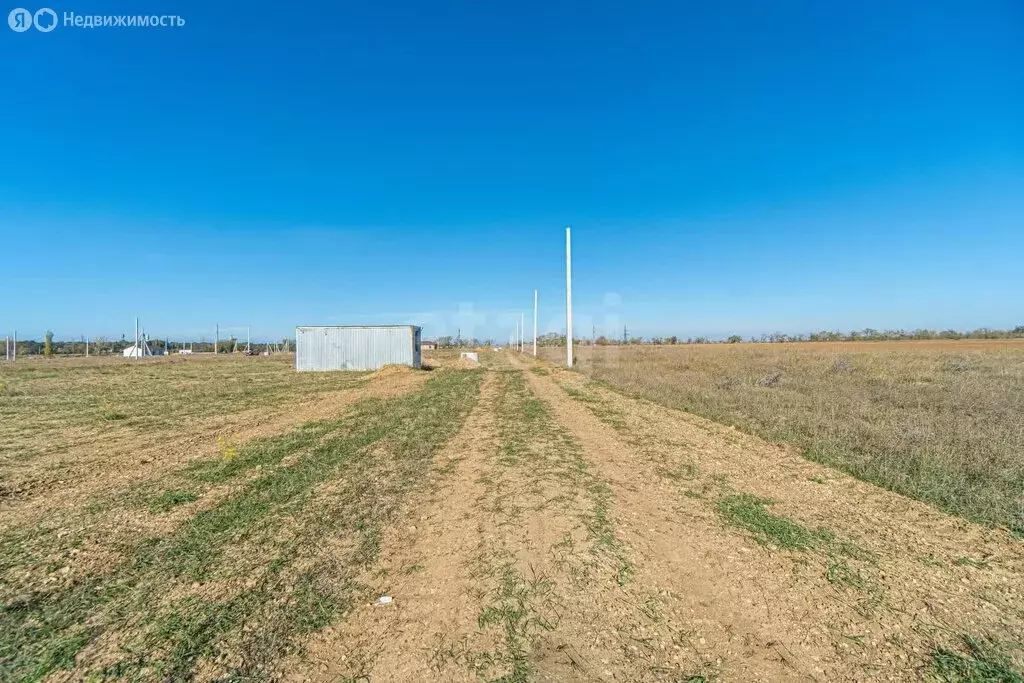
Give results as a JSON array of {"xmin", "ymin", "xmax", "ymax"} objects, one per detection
[{"xmin": 1, "ymin": 1, "xmax": 1021, "ymax": 342}]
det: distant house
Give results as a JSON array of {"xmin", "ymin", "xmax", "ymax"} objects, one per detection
[{"xmin": 421, "ymin": 340, "xmax": 437, "ymax": 351}]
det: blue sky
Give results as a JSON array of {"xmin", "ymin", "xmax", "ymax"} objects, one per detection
[{"xmin": 1, "ymin": 1, "xmax": 1021, "ymax": 342}]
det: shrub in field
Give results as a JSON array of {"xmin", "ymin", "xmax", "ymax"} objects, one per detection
[{"xmin": 218, "ymin": 435, "xmax": 239, "ymax": 461}]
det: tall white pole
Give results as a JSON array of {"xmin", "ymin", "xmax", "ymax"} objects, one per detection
[
  {"xmin": 533, "ymin": 289, "xmax": 538, "ymax": 357},
  {"xmin": 246, "ymin": 326, "xmax": 251, "ymax": 353},
  {"xmin": 566, "ymin": 227, "xmax": 573, "ymax": 367},
  {"xmin": 85, "ymin": 337, "xmax": 89, "ymax": 358},
  {"xmin": 135, "ymin": 317, "xmax": 139, "ymax": 360}
]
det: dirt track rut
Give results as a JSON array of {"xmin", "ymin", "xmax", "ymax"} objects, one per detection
[{"xmin": 293, "ymin": 354, "xmax": 1023, "ymax": 681}]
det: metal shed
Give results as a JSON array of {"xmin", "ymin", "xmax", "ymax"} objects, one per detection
[{"xmin": 295, "ymin": 325, "xmax": 422, "ymax": 372}]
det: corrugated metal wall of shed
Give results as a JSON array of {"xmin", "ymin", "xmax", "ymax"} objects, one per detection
[{"xmin": 295, "ymin": 326, "xmax": 420, "ymax": 372}]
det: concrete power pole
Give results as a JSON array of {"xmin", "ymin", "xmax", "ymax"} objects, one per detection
[
  {"xmin": 565, "ymin": 226, "xmax": 573, "ymax": 367},
  {"xmin": 533, "ymin": 289, "xmax": 538, "ymax": 357}
]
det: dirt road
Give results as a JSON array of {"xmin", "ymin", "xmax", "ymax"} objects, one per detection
[{"xmin": 292, "ymin": 352, "xmax": 1024, "ymax": 681}]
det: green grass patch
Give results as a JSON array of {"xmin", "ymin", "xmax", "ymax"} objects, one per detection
[
  {"xmin": 148, "ymin": 489, "xmax": 200, "ymax": 513},
  {"xmin": 825, "ymin": 560, "xmax": 866, "ymax": 591},
  {"xmin": 954, "ymin": 557, "xmax": 990, "ymax": 570},
  {"xmin": 716, "ymin": 493, "xmax": 830, "ymax": 550},
  {"xmin": 476, "ymin": 565, "xmax": 556, "ymax": 682},
  {"xmin": 932, "ymin": 635, "xmax": 1023, "ymax": 682}
]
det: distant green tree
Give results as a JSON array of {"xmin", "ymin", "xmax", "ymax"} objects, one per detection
[
  {"xmin": 44, "ymin": 331, "xmax": 53, "ymax": 357},
  {"xmin": 726, "ymin": 335, "xmax": 742, "ymax": 344}
]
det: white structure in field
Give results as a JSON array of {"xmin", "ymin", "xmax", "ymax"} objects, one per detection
[
  {"xmin": 295, "ymin": 325, "xmax": 422, "ymax": 371},
  {"xmin": 123, "ymin": 342, "xmax": 163, "ymax": 357}
]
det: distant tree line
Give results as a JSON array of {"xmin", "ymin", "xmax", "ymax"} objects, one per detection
[
  {"xmin": 8, "ymin": 326, "xmax": 1022, "ymax": 357},
  {"xmin": 442, "ymin": 326, "xmax": 1024, "ymax": 347},
  {"xmin": 4, "ymin": 336, "xmax": 296, "ymax": 356}
]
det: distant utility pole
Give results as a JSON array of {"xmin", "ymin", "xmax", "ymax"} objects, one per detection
[
  {"xmin": 565, "ymin": 226, "xmax": 573, "ymax": 367},
  {"xmin": 533, "ymin": 289, "xmax": 538, "ymax": 357},
  {"xmin": 246, "ymin": 326, "xmax": 251, "ymax": 353},
  {"xmin": 85, "ymin": 336, "xmax": 89, "ymax": 358}
]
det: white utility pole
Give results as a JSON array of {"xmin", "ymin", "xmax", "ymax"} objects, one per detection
[
  {"xmin": 533, "ymin": 289, "xmax": 538, "ymax": 357},
  {"xmin": 85, "ymin": 337, "xmax": 89, "ymax": 358},
  {"xmin": 135, "ymin": 317, "xmax": 140, "ymax": 360},
  {"xmin": 565, "ymin": 226, "xmax": 573, "ymax": 367},
  {"xmin": 246, "ymin": 326, "xmax": 251, "ymax": 353}
]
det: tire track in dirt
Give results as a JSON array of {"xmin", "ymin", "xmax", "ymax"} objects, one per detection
[
  {"xmin": 293, "ymin": 358, "xmax": 717, "ymax": 682},
  {"xmin": 514, "ymin": 355, "xmax": 841, "ymax": 681},
  {"xmin": 519, "ymin": 355, "xmax": 1024, "ymax": 680},
  {"xmin": 290, "ymin": 371, "xmax": 500, "ymax": 682}
]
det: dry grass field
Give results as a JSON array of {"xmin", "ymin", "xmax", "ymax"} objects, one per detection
[
  {"xmin": 542, "ymin": 341, "xmax": 1024, "ymax": 535},
  {"xmin": 1, "ymin": 349, "xmax": 1022, "ymax": 681}
]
